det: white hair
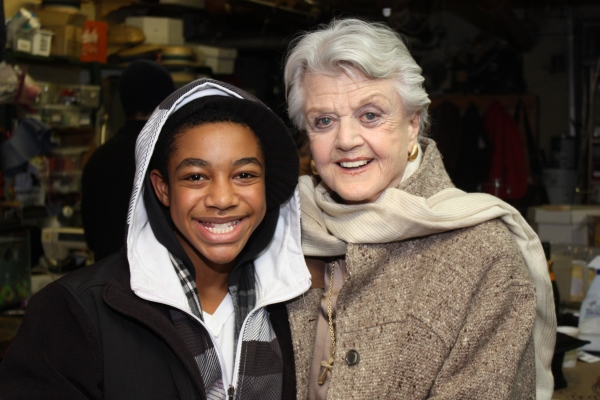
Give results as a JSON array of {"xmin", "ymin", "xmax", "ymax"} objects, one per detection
[{"xmin": 284, "ymin": 18, "xmax": 431, "ymax": 135}]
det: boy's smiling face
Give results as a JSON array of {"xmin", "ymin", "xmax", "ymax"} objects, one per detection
[{"xmin": 151, "ymin": 122, "xmax": 266, "ymax": 268}]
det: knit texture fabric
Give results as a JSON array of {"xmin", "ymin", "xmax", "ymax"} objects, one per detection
[{"xmin": 295, "ymin": 138, "xmax": 555, "ymax": 399}]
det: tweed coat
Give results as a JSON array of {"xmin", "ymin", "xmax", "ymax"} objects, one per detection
[{"xmin": 287, "ymin": 142, "xmax": 537, "ymax": 400}]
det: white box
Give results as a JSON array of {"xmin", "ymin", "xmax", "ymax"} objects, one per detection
[
  {"xmin": 32, "ymin": 30, "xmax": 53, "ymax": 56},
  {"xmin": 15, "ymin": 29, "xmax": 53, "ymax": 56},
  {"xmin": 125, "ymin": 16, "xmax": 183, "ymax": 45},
  {"xmin": 537, "ymin": 224, "xmax": 587, "ymax": 245},
  {"xmin": 528, "ymin": 205, "xmax": 600, "ymax": 245},
  {"xmin": 15, "ymin": 34, "xmax": 33, "ymax": 53},
  {"xmin": 196, "ymin": 45, "xmax": 238, "ymax": 74}
]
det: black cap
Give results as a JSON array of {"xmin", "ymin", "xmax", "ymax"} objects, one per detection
[{"xmin": 119, "ymin": 60, "xmax": 175, "ymax": 118}]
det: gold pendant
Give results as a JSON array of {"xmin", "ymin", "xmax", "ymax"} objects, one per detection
[{"xmin": 317, "ymin": 357, "xmax": 334, "ymax": 385}]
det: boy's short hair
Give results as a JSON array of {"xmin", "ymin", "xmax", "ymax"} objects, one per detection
[{"xmin": 150, "ymin": 108, "xmax": 262, "ymax": 184}]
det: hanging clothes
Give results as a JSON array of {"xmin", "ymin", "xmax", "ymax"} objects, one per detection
[
  {"xmin": 483, "ymin": 100, "xmax": 528, "ymax": 200},
  {"xmin": 453, "ymin": 103, "xmax": 493, "ymax": 192},
  {"xmin": 429, "ymin": 101, "xmax": 462, "ymax": 178},
  {"xmin": 514, "ymin": 99, "xmax": 549, "ymax": 205}
]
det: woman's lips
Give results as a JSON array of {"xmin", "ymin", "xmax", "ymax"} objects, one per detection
[{"xmin": 337, "ymin": 159, "xmax": 373, "ymax": 169}]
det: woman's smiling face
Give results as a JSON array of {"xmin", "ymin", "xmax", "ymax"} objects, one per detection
[
  {"xmin": 151, "ymin": 122, "xmax": 266, "ymax": 267},
  {"xmin": 302, "ymin": 71, "xmax": 420, "ymax": 204}
]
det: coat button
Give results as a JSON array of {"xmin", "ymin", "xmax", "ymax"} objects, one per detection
[{"xmin": 345, "ymin": 350, "xmax": 360, "ymax": 366}]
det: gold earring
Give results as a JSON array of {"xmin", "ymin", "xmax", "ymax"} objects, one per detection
[
  {"xmin": 310, "ymin": 160, "xmax": 319, "ymax": 175},
  {"xmin": 408, "ymin": 144, "xmax": 418, "ymax": 162}
]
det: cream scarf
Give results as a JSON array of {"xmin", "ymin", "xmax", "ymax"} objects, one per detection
[{"xmin": 299, "ymin": 147, "xmax": 555, "ymax": 400}]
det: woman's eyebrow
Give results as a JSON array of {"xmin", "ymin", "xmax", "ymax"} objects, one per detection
[
  {"xmin": 176, "ymin": 158, "xmax": 209, "ymax": 171},
  {"xmin": 352, "ymin": 93, "xmax": 388, "ymax": 107},
  {"xmin": 233, "ymin": 157, "xmax": 262, "ymax": 167}
]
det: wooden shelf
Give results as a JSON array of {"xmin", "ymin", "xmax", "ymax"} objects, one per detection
[
  {"xmin": 3, "ymin": 49, "xmax": 112, "ymax": 70},
  {"xmin": 0, "ymin": 201, "xmax": 21, "ymax": 208}
]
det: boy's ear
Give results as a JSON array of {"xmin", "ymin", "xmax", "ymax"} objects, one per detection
[{"xmin": 150, "ymin": 169, "xmax": 170, "ymax": 207}]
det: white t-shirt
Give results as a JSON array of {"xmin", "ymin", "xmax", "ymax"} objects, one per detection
[{"xmin": 202, "ymin": 293, "xmax": 236, "ymax": 381}]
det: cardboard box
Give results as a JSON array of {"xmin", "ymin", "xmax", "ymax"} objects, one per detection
[
  {"xmin": 125, "ymin": 16, "xmax": 184, "ymax": 45},
  {"xmin": 196, "ymin": 45, "xmax": 237, "ymax": 74},
  {"xmin": 14, "ymin": 29, "xmax": 53, "ymax": 56},
  {"xmin": 36, "ymin": 9, "xmax": 87, "ymax": 59},
  {"xmin": 80, "ymin": 21, "xmax": 108, "ymax": 63},
  {"xmin": 528, "ymin": 205, "xmax": 600, "ymax": 245},
  {"xmin": 32, "ymin": 30, "xmax": 53, "ymax": 56}
]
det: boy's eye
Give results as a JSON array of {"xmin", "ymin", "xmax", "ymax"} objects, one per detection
[
  {"xmin": 186, "ymin": 174, "xmax": 205, "ymax": 181},
  {"xmin": 237, "ymin": 172, "xmax": 255, "ymax": 179}
]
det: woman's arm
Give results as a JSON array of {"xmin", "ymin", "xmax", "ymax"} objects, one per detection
[
  {"xmin": 0, "ymin": 282, "xmax": 103, "ymax": 399},
  {"xmin": 429, "ymin": 250, "xmax": 537, "ymax": 400}
]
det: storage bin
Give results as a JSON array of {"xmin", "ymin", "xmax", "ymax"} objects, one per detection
[
  {"xmin": 49, "ymin": 170, "xmax": 82, "ymax": 194},
  {"xmin": 59, "ymin": 85, "xmax": 101, "ymax": 108},
  {"xmin": 33, "ymin": 105, "xmax": 93, "ymax": 128},
  {"xmin": 35, "ymin": 81, "xmax": 59, "ymax": 105}
]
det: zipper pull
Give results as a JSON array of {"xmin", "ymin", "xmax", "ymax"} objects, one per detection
[{"xmin": 228, "ymin": 385, "xmax": 235, "ymax": 400}]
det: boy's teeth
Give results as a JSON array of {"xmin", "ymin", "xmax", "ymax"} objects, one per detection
[
  {"xmin": 340, "ymin": 160, "xmax": 369, "ymax": 168},
  {"xmin": 202, "ymin": 220, "xmax": 240, "ymax": 234}
]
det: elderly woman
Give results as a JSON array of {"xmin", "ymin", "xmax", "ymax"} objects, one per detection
[{"xmin": 284, "ymin": 19, "xmax": 556, "ymax": 400}]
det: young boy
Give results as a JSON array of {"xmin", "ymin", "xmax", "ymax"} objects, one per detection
[{"xmin": 0, "ymin": 80, "xmax": 310, "ymax": 399}]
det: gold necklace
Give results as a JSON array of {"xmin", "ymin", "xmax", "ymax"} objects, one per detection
[{"xmin": 318, "ymin": 262, "xmax": 336, "ymax": 385}]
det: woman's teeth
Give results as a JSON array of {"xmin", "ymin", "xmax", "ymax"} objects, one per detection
[
  {"xmin": 340, "ymin": 160, "xmax": 369, "ymax": 168},
  {"xmin": 202, "ymin": 220, "xmax": 240, "ymax": 234}
]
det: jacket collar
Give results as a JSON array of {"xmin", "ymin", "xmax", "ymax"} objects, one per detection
[
  {"xmin": 398, "ymin": 138, "xmax": 455, "ymax": 198},
  {"xmin": 103, "ymin": 250, "xmax": 206, "ymax": 398}
]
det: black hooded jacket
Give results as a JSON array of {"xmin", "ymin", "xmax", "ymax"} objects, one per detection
[{"xmin": 0, "ymin": 249, "xmax": 296, "ymax": 399}]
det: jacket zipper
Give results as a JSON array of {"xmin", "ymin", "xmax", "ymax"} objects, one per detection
[
  {"xmin": 227, "ymin": 286, "xmax": 311, "ymax": 397},
  {"xmin": 135, "ymin": 278, "xmax": 311, "ymax": 399}
]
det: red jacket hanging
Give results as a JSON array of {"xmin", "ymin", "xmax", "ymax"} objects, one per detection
[{"xmin": 483, "ymin": 100, "xmax": 528, "ymax": 200}]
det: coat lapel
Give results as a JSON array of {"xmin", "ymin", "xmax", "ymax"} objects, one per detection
[{"xmin": 286, "ymin": 289, "xmax": 321, "ymax": 400}]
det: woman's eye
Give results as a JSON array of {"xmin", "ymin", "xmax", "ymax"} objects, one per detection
[
  {"xmin": 361, "ymin": 112, "xmax": 379, "ymax": 122},
  {"xmin": 315, "ymin": 117, "xmax": 332, "ymax": 128}
]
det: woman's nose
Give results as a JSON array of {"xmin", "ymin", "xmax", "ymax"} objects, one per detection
[
  {"xmin": 205, "ymin": 178, "xmax": 239, "ymax": 210},
  {"xmin": 335, "ymin": 118, "xmax": 364, "ymax": 151}
]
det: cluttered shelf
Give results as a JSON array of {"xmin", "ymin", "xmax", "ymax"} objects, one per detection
[
  {"xmin": 2, "ymin": 49, "xmax": 108, "ymax": 70},
  {"xmin": 2, "ymin": 48, "xmax": 214, "ymax": 79}
]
